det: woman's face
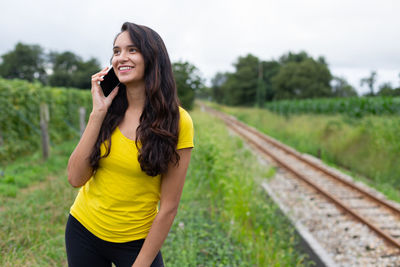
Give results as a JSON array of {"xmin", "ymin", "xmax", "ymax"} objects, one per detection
[{"xmin": 112, "ymin": 31, "xmax": 145, "ymax": 86}]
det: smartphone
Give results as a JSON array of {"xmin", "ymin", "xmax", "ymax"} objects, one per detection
[{"xmin": 100, "ymin": 67, "xmax": 120, "ymax": 97}]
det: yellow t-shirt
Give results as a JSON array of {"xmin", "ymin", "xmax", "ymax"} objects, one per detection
[{"xmin": 70, "ymin": 106, "xmax": 194, "ymax": 242}]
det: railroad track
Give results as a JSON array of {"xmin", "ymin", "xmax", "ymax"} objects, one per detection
[{"xmin": 202, "ymin": 104, "xmax": 400, "ymax": 266}]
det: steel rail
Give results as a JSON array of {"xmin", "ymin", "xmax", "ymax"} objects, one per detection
[
  {"xmin": 228, "ymin": 114, "xmax": 400, "ymax": 216},
  {"xmin": 203, "ymin": 104, "xmax": 400, "ymax": 250},
  {"xmin": 206, "ymin": 105, "xmax": 400, "ymax": 216}
]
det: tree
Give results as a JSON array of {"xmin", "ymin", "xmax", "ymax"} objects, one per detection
[
  {"xmin": 210, "ymin": 54, "xmax": 260, "ymax": 106},
  {"xmin": 261, "ymin": 60, "xmax": 280, "ymax": 101},
  {"xmin": 73, "ymin": 58, "xmax": 101, "ymax": 89},
  {"xmin": 48, "ymin": 51, "xmax": 81, "ymax": 87},
  {"xmin": 228, "ymin": 54, "xmax": 259, "ymax": 106},
  {"xmin": 211, "ymin": 72, "xmax": 228, "ymax": 103},
  {"xmin": 331, "ymin": 76, "xmax": 358, "ymax": 97},
  {"xmin": 195, "ymin": 85, "xmax": 212, "ymax": 100},
  {"xmin": 377, "ymin": 82, "xmax": 396, "ymax": 96},
  {"xmin": 271, "ymin": 55, "xmax": 332, "ymax": 100},
  {"xmin": 279, "ymin": 51, "xmax": 310, "ymax": 64},
  {"xmin": 172, "ymin": 61, "xmax": 204, "ymax": 110},
  {"xmin": 210, "ymin": 51, "xmax": 337, "ymax": 105},
  {"xmin": 0, "ymin": 43, "xmax": 100, "ymax": 89},
  {"xmin": 211, "ymin": 54, "xmax": 260, "ymax": 106},
  {"xmin": 360, "ymin": 71, "xmax": 377, "ymax": 96},
  {"xmin": 397, "ymin": 73, "xmax": 400, "ymax": 88},
  {"xmin": 256, "ymin": 61, "xmax": 265, "ymax": 107},
  {"xmin": 0, "ymin": 42, "xmax": 47, "ymax": 83},
  {"xmin": 48, "ymin": 51, "xmax": 100, "ymax": 89}
]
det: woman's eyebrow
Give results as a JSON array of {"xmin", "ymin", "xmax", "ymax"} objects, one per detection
[{"xmin": 113, "ymin": 44, "xmax": 137, "ymax": 49}]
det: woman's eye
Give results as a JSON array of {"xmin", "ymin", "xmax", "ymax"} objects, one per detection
[
  {"xmin": 129, "ymin": 48, "xmax": 137, "ymax": 53},
  {"xmin": 113, "ymin": 50, "xmax": 120, "ymax": 55}
]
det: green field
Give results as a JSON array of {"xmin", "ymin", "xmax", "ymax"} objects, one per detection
[
  {"xmin": 264, "ymin": 96, "xmax": 400, "ymax": 117},
  {"xmin": 206, "ymin": 101, "xmax": 400, "ymax": 203},
  {"xmin": 0, "ymin": 105, "xmax": 310, "ymax": 266}
]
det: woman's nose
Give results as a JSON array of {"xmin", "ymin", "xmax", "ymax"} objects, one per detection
[{"xmin": 118, "ymin": 51, "xmax": 129, "ymax": 62}]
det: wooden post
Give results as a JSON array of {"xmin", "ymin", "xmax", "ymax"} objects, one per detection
[
  {"xmin": 256, "ymin": 61, "xmax": 264, "ymax": 107},
  {"xmin": 79, "ymin": 107, "xmax": 86, "ymax": 137},
  {"xmin": 0, "ymin": 129, "xmax": 3, "ymax": 147},
  {"xmin": 0, "ymin": 130, "xmax": 4, "ymax": 177},
  {"xmin": 40, "ymin": 103, "xmax": 50, "ymax": 160}
]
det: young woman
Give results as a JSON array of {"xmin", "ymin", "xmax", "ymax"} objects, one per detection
[{"xmin": 65, "ymin": 22, "xmax": 194, "ymax": 267}]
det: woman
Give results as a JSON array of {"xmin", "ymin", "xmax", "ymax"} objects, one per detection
[{"xmin": 65, "ymin": 22, "xmax": 194, "ymax": 267}]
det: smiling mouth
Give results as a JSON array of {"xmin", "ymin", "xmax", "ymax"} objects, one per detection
[
  {"xmin": 119, "ymin": 66, "xmax": 134, "ymax": 71},
  {"xmin": 118, "ymin": 66, "xmax": 134, "ymax": 73}
]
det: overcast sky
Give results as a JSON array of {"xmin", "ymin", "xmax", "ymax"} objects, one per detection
[{"xmin": 1, "ymin": 0, "xmax": 399, "ymax": 94}]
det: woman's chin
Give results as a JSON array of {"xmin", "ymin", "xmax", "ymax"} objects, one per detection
[{"xmin": 120, "ymin": 78, "xmax": 145, "ymax": 86}]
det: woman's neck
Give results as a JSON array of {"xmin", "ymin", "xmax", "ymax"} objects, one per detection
[{"xmin": 125, "ymin": 81, "xmax": 146, "ymax": 112}]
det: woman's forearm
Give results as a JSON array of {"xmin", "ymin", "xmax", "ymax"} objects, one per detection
[
  {"xmin": 132, "ymin": 148, "xmax": 191, "ymax": 266},
  {"xmin": 132, "ymin": 208, "xmax": 178, "ymax": 267},
  {"xmin": 67, "ymin": 111, "xmax": 105, "ymax": 187}
]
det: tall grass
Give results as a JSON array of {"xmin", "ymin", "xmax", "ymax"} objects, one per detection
[{"xmin": 163, "ymin": 106, "xmax": 309, "ymax": 266}]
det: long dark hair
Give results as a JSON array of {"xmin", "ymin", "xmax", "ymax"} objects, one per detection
[{"xmin": 89, "ymin": 22, "xmax": 181, "ymax": 177}]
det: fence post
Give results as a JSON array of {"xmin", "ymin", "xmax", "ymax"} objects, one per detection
[
  {"xmin": 0, "ymin": 129, "xmax": 3, "ymax": 147},
  {"xmin": 0, "ymin": 129, "xmax": 3, "ymax": 176},
  {"xmin": 79, "ymin": 107, "xmax": 86, "ymax": 137},
  {"xmin": 40, "ymin": 103, "xmax": 50, "ymax": 160}
]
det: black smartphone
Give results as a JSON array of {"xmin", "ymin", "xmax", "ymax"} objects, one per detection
[{"xmin": 100, "ymin": 67, "xmax": 120, "ymax": 97}]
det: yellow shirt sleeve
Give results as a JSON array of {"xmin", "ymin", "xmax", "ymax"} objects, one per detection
[{"xmin": 177, "ymin": 107, "xmax": 194, "ymax": 150}]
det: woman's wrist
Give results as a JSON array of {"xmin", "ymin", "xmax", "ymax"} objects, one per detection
[{"xmin": 89, "ymin": 110, "xmax": 107, "ymax": 122}]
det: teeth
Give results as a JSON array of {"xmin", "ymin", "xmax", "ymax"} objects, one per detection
[{"xmin": 120, "ymin": 66, "xmax": 133, "ymax": 70}]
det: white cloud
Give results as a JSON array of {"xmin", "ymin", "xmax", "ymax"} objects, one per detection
[{"xmin": 1, "ymin": 0, "xmax": 399, "ymax": 93}]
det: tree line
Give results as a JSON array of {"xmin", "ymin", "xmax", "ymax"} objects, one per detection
[
  {"xmin": 0, "ymin": 42, "xmax": 100, "ymax": 89},
  {"xmin": 209, "ymin": 52, "xmax": 400, "ymax": 106},
  {"xmin": 1, "ymin": 43, "xmax": 399, "ymax": 109},
  {"xmin": 0, "ymin": 42, "xmax": 202, "ymax": 110}
]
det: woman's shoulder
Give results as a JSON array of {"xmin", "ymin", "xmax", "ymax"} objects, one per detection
[
  {"xmin": 178, "ymin": 106, "xmax": 193, "ymax": 124},
  {"xmin": 178, "ymin": 105, "xmax": 188, "ymax": 114},
  {"xmin": 177, "ymin": 106, "xmax": 194, "ymax": 149}
]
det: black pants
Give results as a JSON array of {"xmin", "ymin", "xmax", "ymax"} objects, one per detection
[{"xmin": 65, "ymin": 214, "xmax": 164, "ymax": 267}]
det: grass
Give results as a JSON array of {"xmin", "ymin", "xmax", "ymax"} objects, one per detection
[
  {"xmin": 204, "ymin": 100, "xmax": 400, "ymax": 203},
  {"xmin": 0, "ymin": 105, "xmax": 311, "ymax": 266},
  {"xmin": 163, "ymin": 105, "xmax": 310, "ymax": 266},
  {"xmin": 0, "ymin": 140, "xmax": 76, "ymax": 197},
  {"xmin": 0, "ymin": 140, "xmax": 77, "ymax": 266}
]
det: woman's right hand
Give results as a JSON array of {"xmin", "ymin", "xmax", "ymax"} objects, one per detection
[{"xmin": 90, "ymin": 66, "xmax": 119, "ymax": 116}]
